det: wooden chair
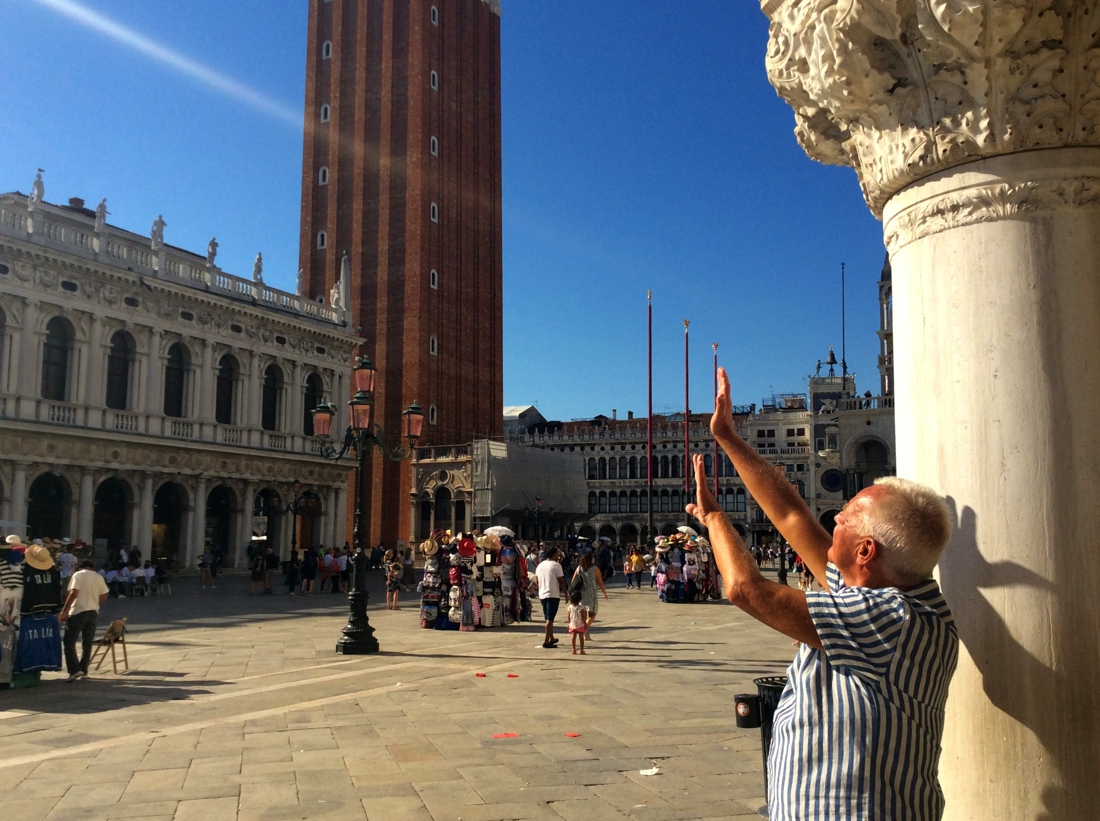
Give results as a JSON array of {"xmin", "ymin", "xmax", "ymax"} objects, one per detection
[
  {"xmin": 89, "ymin": 618, "xmax": 129, "ymax": 674},
  {"xmin": 131, "ymin": 576, "xmax": 147, "ymax": 597}
]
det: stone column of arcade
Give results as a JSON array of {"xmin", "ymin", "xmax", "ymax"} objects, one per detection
[{"xmin": 761, "ymin": 2, "xmax": 1100, "ymax": 818}]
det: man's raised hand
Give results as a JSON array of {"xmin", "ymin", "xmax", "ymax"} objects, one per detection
[
  {"xmin": 711, "ymin": 367, "xmax": 738, "ymax": 443},
  {"xmin": 685, "ymin": 454, "xmax": 721, "ymax": 523}
]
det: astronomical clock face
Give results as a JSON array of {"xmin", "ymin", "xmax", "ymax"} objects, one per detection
[{"xmin": 820, "ymin": 469, "xmax": 843, "ymax": 494}]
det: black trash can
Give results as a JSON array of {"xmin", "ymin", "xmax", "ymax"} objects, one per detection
[{"xmin": 753, "ymin": 675, "xmax": 789, "ymax": 801}]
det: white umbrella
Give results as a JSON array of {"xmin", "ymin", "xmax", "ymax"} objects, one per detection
[
  {"xmin": 598, "ymin": 536, "xmax": 612, "ymax": 543},
  {"xmin": 484, "ymin": 525, "xmax": 515, "ymax": 538},
  {"xmin": 677, "ymin": 525, "xmax": 699, "ymax": 537}
]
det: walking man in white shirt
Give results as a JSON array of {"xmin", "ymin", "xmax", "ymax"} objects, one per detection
[
  {"xmin": 59, "ymin": 560, "xmax": 109, "ymax": 682},
  {"xmin": 535, "ymin": 547, "xmax": 567, "ymax": 649}
]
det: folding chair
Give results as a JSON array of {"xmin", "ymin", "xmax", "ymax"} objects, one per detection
[
  {"xmin": 131, "ymin": 576, "xmax": 147, "ymax": 597},
  {"xmin": 89, "ymin": 618, "xmax": 129, "ymax": 674}
]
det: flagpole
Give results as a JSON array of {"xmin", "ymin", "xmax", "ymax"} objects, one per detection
[
  {"xmin": 712, "ymin": 342, "xmax": 719, "ymax": 501},
  {"xmin": 684, "ymin": 319, "xmax": 690, "ymax": 498},
  {"xmin": 646, "ymin": 291, "xmax": 654, "ymax": 548}
]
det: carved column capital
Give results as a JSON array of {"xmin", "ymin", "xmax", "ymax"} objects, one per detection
[{"xmin": 763, "ymin": 0, "xmax": 1100, "ymax": 215}]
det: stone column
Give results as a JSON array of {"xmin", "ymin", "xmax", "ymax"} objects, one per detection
[
  {"xmin": 290, "ymin": 360, "xmax": 304, "ymax": 438},
  {"xmin": 762, "ymin": 3, "xmax": 1100, "ymax": 818},
  {"xmin": 16, "ymin": 299, "xmax": 39, "ymax": 419},
  {"xmin": 138, "ymin": 474, "xmax": 154, "ymax": 554},
  {"xmin": 77, "ymin": 471, "xmax": 95, "ymax": 541},
  {"xmin": 237, "ymin": 481, "xmax": 257, "ymax": 567},
  {"xmin": 191, "ymin": 476, "xmax": 207, "ymax": 567},
  {"xmin": 10, "ymin": 462, "xmax": 27, "ymax": 531},
  {"xmin": 199, "ymin": 341, "xmax": 215, "ymax": 436},
  {"xmin": 145, "ymin": 327, "xmax": 163, "ymax": 418}
]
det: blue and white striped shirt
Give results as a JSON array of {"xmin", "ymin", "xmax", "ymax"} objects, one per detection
[{"xmin": 768, "ymin": 563, "xmax": 958, "ymax": 820}]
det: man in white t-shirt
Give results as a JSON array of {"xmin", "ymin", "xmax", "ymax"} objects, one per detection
[
  {"xmin": 535, "ymin": 547, "xmax": 567, "ymax": 649},
  {"xmin": 58, "ymin": 541, "xmax": 78, "ymax": 587},
  {"xmin": 59, "ymin": 560, "xmax": 109, "ymax": 681}
]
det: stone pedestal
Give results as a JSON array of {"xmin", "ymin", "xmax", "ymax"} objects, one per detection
[{"xmin": 762, "ymin": 2, "xmax": 1100, "ymax": 817}]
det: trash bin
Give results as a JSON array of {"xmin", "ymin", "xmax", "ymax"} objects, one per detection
[{"xmin": 753, "ymin": 675, "xmax": 789, "ymax": 801}]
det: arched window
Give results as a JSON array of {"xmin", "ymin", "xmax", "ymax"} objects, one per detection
[
  {"xmin": 215, "ymin": 354, "xmax": 238, "ymax": 425},
  {"xmin": 588, "ymin": 492, "xmax": 597, "ymax": 514},
  {"xmin": 608, "ymin": 457, "xmax": 618, "ymax": 480},
  {"xmin": 671, "ymin": 490, "xmax": 681, "ymax": 512},
  {"xmin": 671, "ymin": 456, "xmax": 681, "ymax": 479},
  {"xmin": 628, "ymin": 456, "xmax": 637, "ymax": 479},
  {"xmin": 164, "ymin": 342, "xmax": 190, "ymax": 418},
  {"xmin": 322, "ymin": 40, "xmax": 332, "ymax": 59},
  {"xmin": 105, "ymin": 330, "xmax": 136, "ymax": 410},
  {"xmin": 320, "ymin": 104, "xmax": 330, "ymax": 122},
  {"xmin": 430, "ymin": 268, "xmax": 438, "ymax": 289},
  {"xmin": 619, "ymin": 456, "xmax": 628, "ymax": 478},
  {"xmin": 430, "ymin": 136, "xmax": 438, "ymax": 156},
  {"xmin": 430, "ymin": 4, "xmax": 439, "ymax": 24},
  {"xmin": 303, "ymin": 372, "xmax": 323, "ymax": 435},
  {"xmin": 598, "ymin": 492, "xmax": 608, "ymax": 513},
  {"xmin": 317, "ymin": 230, "xmax": 327, "ymax": 250},
  {"xmin": 430, "ymin": 202, "xmax": 439, "ymax": 223},
  {"xmin": 735, "ymin": 488, "xmax": 747, "ymax": 512},
  {"xmin": 639, "ymin": 490, "xmax": 649, "ymax": 513},
  {"xmin": 619, "ymin": 491, "xmax": 628, "ymax": 512},
  {"xmin": 430, "ymin": 70, "xmax": 439, "ymax": 90},
  {"xmin": 318, "ymin": 166, "xmax": 329, "ymax": 185},
  {"xmin": 598, "ymin": 458, "xmax": 607, "ymax": 480},
  {"xmin": 429, "ymin": 404, "xmax": 438, "ymax": 425},
  {"xmin": 42, "ymin": 316, "xmax": 74, "ymax": 401},
  {"xmin": 429, "ymin": 335, "xmax": 438, "ymax": 356},
  {"xmin": 587, "ymin": 458, "xmax": 597, "ymax": 480},
  {"xmin": 639, "ymin": 456, "xmax": 648, "ymax": 480},
  {"xmin": 261, "ymin": 364, "xmax": 283, "ymax": 431},
  {"xmin": 660, "ymin": 490, "xmax": 670, "ymax": 513},
  {"xmin": 703, "ymin": 453, "xmax": 713, "ymax": 474},
  {"xmin": 629, "ymin": 491, "xmax": 639, "ymax": 513},
  {"xmin": 659, "ymin": 455, "xmax": 669, "ymax": 479},
  {"xmin": 608, "ymin": 493, "xmax": 618, "ymax": 514}
]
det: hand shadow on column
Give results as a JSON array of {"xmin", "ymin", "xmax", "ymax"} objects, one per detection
[{"xmin": 940, "ymin": 498, "xmax": 1091, "ymax": 821}]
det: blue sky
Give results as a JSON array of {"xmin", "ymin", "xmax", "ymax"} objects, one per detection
[{"xmin": 0, "ymin": 0, "xmax": 887, "ymax": 422}]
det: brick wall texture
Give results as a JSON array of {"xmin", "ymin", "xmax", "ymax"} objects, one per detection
[{"xmin": 299, "ymin": 0, "xmax": 503, "ymax": 548}]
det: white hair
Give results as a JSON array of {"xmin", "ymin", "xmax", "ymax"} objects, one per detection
[{"xmin": 854, "ymin": 477, "xmax": 953, "ymax": 584}]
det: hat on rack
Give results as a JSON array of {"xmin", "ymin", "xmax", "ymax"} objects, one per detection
[
  {"xmin": 655, "ymin": 545, "xmax": 670, "ymax": 553},
  {"xmin": 60, "ymin": 537, "xmax": 72, "ymax": 546},
  {"xmin": 421, "ymin": 538, "xmax": 439, "ymax": 557},
  {"xmin": 24, "ymin": 544, "xmax": 55, "ymax": 571},
  {"xmin": 5, "ymin": 535, "xmax": 24, "ymax": 546},
  {"xmin": 458, "ymin": 537, "xmax": 477, "ymax": 558},
  {"xmin": 499, "ymin": 534, "xmax": 514, "ymax": 548},
  {"xmin": 31, "ymin": 538, "xmax": 44, "ymax": 546}
]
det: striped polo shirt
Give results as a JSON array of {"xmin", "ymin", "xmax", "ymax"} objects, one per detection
[{"xmin": 768, "ymin": 563, "xmax": 958, "ymax": 820}]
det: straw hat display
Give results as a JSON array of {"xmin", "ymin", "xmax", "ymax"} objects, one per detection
[
  {"xmin": 24, "ymin": 544, "xmax": 55, "ymax": 571},
  {"xmin": 5, "ymin": 535, "xmax": 24, "ymax": 547},
  {"xmin": 420, "ymin": 538, "xmax": 439, "ymax": 557}
]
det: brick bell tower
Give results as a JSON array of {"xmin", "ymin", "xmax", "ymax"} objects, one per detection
[{"xmin": 298, "ymin": 0, "xmax": 504, "ymax": 549}]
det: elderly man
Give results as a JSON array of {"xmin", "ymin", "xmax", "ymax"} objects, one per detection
[{"xmin": 687, "ymin": 368, "xmax": 957, "ymax": 820}]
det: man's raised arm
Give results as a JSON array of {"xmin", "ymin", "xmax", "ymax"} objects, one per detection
[{"xmin": 710, "ymin": 367, "xmax": 832, "ymax": 583}]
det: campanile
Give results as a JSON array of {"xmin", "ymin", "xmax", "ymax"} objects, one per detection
[{"xmin": 299, "ymin": 0, "xmax": 503, "ymax": 547}]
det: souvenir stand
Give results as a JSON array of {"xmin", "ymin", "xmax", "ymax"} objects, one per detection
[
  {"xmin": 417, "ymin": 532, "xmax": 531, "ymax": 631},
  {"xmin": 654, "ymin": 530, "xmax": 718, "ymax": 603},
  {"xmin": 1, "ymin": 537, "xmax": 64, "ymax": 688}
]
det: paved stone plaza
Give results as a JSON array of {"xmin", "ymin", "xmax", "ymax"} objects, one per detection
[{"xmin": 0, "ymin": 570, "xmax": 795, "ymax": 820}]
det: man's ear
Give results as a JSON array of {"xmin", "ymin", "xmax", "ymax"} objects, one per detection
[{"xmin": 855, "ymin": 536, "xmax": 877, "ymax": 566}]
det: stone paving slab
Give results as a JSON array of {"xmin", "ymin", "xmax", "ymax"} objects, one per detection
[{"xmin": 1, "ymin": 570, "xmax": 794, "ymax": 820}]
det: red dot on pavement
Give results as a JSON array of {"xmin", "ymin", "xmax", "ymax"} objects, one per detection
[
  {"xmin": 475, "ymin": 673, "xmax": 486, "ymax": 677},
  {"xmin": 492, "ymin": 733, "xmax": 519, "ymax": 739},
  {"xmin": 564, "ymin": 733, "xmax": 581, "ymax": 738}
]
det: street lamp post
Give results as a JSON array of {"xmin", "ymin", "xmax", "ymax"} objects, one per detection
[
  {"xmin": 286, "ymin": 480, "xmax": 306, "ymax": 555},
  {"xmin": 311, "ymin": 355, "xmax": 425, "ymax": 655},
  {"xmin": 535, "ymin": 496, "xmax": 542, "ymax": 551}
]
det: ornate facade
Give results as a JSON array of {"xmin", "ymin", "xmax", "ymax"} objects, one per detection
[{"xmin": 0, "ymin": 185, "xmax": 360, "ymax": 567}]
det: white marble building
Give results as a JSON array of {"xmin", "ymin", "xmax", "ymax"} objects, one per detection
[{"xmin": 0, "ymin": 183, "xmax": 360, "ymax": 567}]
